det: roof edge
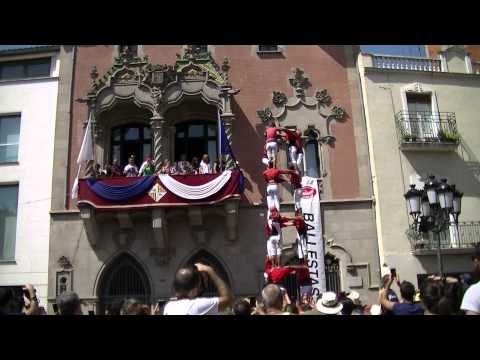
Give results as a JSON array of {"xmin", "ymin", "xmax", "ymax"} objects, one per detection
[{"xmin": 0, "ymin": 45, "xmax": 60, "ymax": 57}]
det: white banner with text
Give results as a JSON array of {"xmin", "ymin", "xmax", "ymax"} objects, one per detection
[{"xmin": 300, "ymin": 176, "xmax": 326, "ymax": 298}]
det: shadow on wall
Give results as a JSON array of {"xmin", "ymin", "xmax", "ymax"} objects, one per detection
[
  {"xmin": 319, "ymin": 45, "xmax": 347, "ymax": 68},
  {"xmin": 403, "ymin": 150, "xmax": 480, "ymax": 198},
  {"xmin": 230, "ymin": 98, "xmax": 264, "ymax": 198},
  {"xmin": 458, "ymin": 136, "xmax": 480, "ymax": 185}
]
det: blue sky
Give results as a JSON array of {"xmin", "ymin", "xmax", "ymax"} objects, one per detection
[
  {"xmin": 360, "ymin": 45, "xmax": 426, "ymax": 57},
  {"xmin": 0, "ymin": 45, "xmax": 427, "ymax": 57}
]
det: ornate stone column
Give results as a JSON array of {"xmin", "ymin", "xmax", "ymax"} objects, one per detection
[
  {"xmin": 220, "ymin": 84, "xmax": 240, "ymax": 170},
  {"xmin": 150, "ymin": 115, "xmax": 169, "ymax": 172}
]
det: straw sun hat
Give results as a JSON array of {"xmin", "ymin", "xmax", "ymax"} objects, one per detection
[{"xmin": 316, "ymin": 292, "xmax": 343, "ymax": 315}]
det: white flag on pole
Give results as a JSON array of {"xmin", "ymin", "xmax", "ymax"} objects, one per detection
[
  {"xmin": 71, "ymin": 113, "xmax": 94, "ymax": 200},
  {"xmin": 76, "ymin": 113, "xmax": 94, "ymax": 164}
]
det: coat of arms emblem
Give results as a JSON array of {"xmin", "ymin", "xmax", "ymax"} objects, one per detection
[{"xmin": 149, "ymin": 183, "xmax": 167, "ymax": 202}]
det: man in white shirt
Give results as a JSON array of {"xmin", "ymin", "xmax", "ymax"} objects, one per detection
[
  {"xmin": 461, "ymin": 243, "xmax": 480, "ymax": 315},
  {"xmin": 123, "ymin": 155, "xmax": 139, "ymax": 177},
  {"xmin": 199, "ymin": 154, "xmax": 212, "ymax": 174},
  {"xmin": 163, "ymin": 263, "xmax": 233, "ymax": 315}
]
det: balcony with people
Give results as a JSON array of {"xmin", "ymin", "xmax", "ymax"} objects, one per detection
[{"xmin": 73, "ymin": 46, "xmax": 243, "ymax": 257}]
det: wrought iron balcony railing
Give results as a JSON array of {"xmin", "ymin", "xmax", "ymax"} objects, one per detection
[
  {"xmin": 395, "ymin": 111, "xmax": 460, "ymax": 146},
  {"xmin": 372, "ymin": 55, "xmax": 442, "ymax": 72},
  {"xmin": 409, "ymin": 221, "xmax": 480, "ymax": 252}
]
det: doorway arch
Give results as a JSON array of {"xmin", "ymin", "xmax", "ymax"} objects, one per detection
[
  {"xmin": 97, "ymin": 252, "xmax": 151, "ymax": 314},
  {"xmin": 184, "ymin": 249, "xmax": 231, "ymax": 297}
]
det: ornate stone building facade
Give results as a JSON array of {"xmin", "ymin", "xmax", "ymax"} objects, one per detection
[{"xmin": 48, "ymin": 45, "xmax": 380, "ymax": 313}]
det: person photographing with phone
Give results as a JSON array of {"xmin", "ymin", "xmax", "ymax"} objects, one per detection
[
  {"xmin": 163, "ymin": 263, "xmax": 234, "ymax": 315},
  {"xmin": 379, "ymin": 269, "xmax": 424, "ymax": 315},
  {"xmin": 22, "ymin": 284, "xmax": 39, "ymax": 315}
]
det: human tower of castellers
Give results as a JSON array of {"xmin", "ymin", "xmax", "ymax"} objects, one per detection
[{"xmin": 261, "ymin": 124, "xmax": 312, "ymax": 286}]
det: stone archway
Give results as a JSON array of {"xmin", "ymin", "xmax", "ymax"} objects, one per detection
[
  {"xmin": 184, "ymin": 249, "xmax": 231, "ymax": 297},
  {"xmin": 97, "ymin": 252, "xmax": 151, "ymax": 314}
]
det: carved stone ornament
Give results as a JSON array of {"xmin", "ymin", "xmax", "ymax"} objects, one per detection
[
  {"xmin": 222, "ymin": 58, "xmax": 230, "ymax": 84},
  {"xmin": 315, "ymin": 89, "xmax": 331, "ymax": 106},
  {"xmin": 257, "ymin": 107, "xmax": 274, "ymax": 125},
  {"xmin": 288, "ymin": 67, "xmax": 310, "ymax": 97},
  {"xmin": 90, "ymin": 66, "xmax": 99, "ymax": 86},
  {"xmin": 272, "ymin": 91, "xmax": 287, "ymax": 107},
  {"xmin": 330, "ymin": 106, "xmax": 346, "ymax": 120},
  {"xmin": 58, "ymin": 256, "xmax": 72, "ymax": 269}
]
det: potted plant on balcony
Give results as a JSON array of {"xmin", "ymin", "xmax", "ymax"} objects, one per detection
[
  {"xmin": 438, "ymin": 129, "xmax": 460, "ymax": 143},
  {"xmin": 406, "ymin": 226, "xmax": 427, "ymax": 250},
  {"xmin": 402, "ymin": 134, "xmax": 417, "ymax": 143}
]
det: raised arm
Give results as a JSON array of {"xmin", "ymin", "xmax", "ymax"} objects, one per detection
[
  {"xmin": 23, "ymin": 284, "xmax": 39, "ymax": 315},
  {"xmin": 195, "ymin": 263, "xmax": 234, "ymax": 312},
  {"xmin": 379, "ymin": 277, "xmax": 395, "ymax": 311}
]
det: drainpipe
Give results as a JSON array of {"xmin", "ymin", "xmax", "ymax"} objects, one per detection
[
  {"xmin": 356, "ymin": 53, "xmax": 386, "ymax": 278},
  {"xmin": 65, "ymin": 45, "xmax": 77, "ymax": 209}
]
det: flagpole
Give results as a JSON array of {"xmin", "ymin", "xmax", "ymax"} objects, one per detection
[
  {"xmin": 217, "ymin": 109, "xmax": 222, "ymax": 170},
  {"xmin": 71, "ymin": 109, "xmax": 94, "ymax": 200}
]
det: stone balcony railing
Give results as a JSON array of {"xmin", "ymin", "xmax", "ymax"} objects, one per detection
[
  {"xmin": 372, "ymin": 54, "xmax": 442, "ymax": 72},
  {"xmin": 360, "ymin": 53, "xmax": 443, "ymax": 72}
]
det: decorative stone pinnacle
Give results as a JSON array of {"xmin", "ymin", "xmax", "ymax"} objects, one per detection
[
  {"xmin": 90, "ymin": 66, "xmax": 98, "ymax": 86},
  {"xmin": 222, "ymin": 57, "xmax": 230, "ymax": 83},
  {"xmin": 289, "ymin": 67, "xmax": 310, "ymax": 97},
  {"xmin": 58, "ymin": 256, "xmax": 72, "ymax": 269}
]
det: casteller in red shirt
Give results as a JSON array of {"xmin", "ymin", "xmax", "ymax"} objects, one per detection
[
  {"xmin": 265, "ymin": 127, "xmax": 278, "ymax": 142},
  {"xmin": 293, "ymin": 216, "xmax": 307, "ymax": 235},
  {"xmin": 290, "ymin": 170, "xmax": 301, "ymax": 189},
  {"xmin": 284, "ymin": 129, "xmax": 303, "ymax": 153},
  {"xmin": 263, "ymin": 168, "xmax": 285, "ymax": 183},
  {"xmin": 266, "ymin": 265, "xmax": 311, "ymax": 284}
]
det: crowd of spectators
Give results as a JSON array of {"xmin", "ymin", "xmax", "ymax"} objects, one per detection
[{"xmin": 92, "ymin": 154, "xmax": 226, "ymax": 178}]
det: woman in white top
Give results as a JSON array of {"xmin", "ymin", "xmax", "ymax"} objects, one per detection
[{"xmin": 199, "ymin": 154, "xmax": 212, "ymax": 174}]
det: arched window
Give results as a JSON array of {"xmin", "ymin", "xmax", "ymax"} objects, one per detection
[
  {"xmin": 111, "ymin": 125, "xmax": 152, "ymax": 168},
  {"xmin": 186, "ymin": 250, "xmax": 230, "ymax": 297},
  {"xmin": 304, "ymin": 129, "xmax": 320, "ymax": 178},
  {"xmin": 175, "ymin": 121, "xmax": 217, "ymax": 162},
  {"xmin": 98, "ymin": 253, "xmax": 151, "ymax": 314}
]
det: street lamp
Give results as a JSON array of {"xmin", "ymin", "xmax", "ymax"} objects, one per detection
[{"xmin": 404, "ymin": 175, "xmax": 463, "ymax": 276}]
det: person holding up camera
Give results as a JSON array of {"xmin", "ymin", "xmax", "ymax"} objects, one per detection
[
  {"xmin": 379, "ymin": 270, "xmax": 424, "ymax": 315},
  {"xmin": 163, "ymin": 263, "xmax": 234, "ymax": 315}
]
